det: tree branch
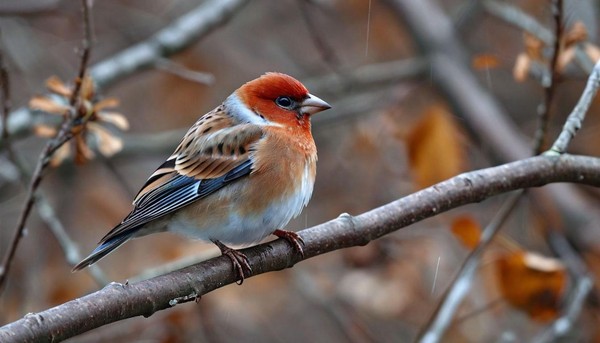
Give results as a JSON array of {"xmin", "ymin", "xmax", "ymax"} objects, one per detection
[
  {"xmin": 547, "ymin": 60, "xmax": 600, "ymax": 154},
  {"xmin": 0, "ymin": 0, "xmax": 93, "ymax": 293},
  {"xmin": 0, "ymin": 0, "xmax": 249, "ymax": 145},
  {"xmin": 0, "ymin": 154, "xmax": 599, "ymax": 342}
]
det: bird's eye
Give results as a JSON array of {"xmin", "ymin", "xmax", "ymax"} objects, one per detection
[{"xmin": 275, "ymin": 96, "xmax": 294, "ymax": 109}]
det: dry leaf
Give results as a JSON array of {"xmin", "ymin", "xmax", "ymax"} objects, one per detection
[
  {"xmin": 45, "ymin": 75, "xmax": 72, "ymax": 97},
  {"xmin": 472, "ymin": 54, "xmax": 501, "ymax": 70},
  {"xmin": 523, "ymin": 32, "xmax": 544, "ymax": 61},
  {"xmin": 584, "ymin": 43, "xmax": 600, "ymax": 62},
  {"xmin": 33, "ymin": 124, "xmax": 57, "ymax": 138},
  {"xmin": 564, "ymin": 21, "xmax": 588, "ymax": 47},
  {"xmin": 496, "ymin": 251, "xmax": 567, "ymax": 321},
  {"xmin": 450, "ymin": 216, "xmax": 481, "ymax": 249},
  {"xmin": 29, "ymin": 96, "xmax": 69, "ymax": 114},
  {"xmin": 405, "ymin": 104, "xmax": 466, "ymax": 189},
  {"xmin": 513, "ymin": 54, "xmax": 531, "ymax": 82}
]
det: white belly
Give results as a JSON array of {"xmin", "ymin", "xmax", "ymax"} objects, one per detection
[{"xmin": 167, "ymin": 164, "xmax": 314, "ymax": 245}]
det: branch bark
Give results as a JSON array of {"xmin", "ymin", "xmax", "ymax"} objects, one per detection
[{"xmin": 0, "ymin": 154, "xmax": 599, "ymax": 342}]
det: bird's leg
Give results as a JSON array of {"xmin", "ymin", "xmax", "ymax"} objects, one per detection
[
  {"xmin": 212, "ymin": 240, "xmax": 252, "ymax": 285},
  {"xmin": 273, "ymin": 229, "xmax": 305, "ymax": 258}
]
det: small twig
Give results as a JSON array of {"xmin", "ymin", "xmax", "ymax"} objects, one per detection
[
  {"xmin": 298, "ymin": 0, "xmax": 343, "ymax": 72},
  {"xmin": 0, "ymin": 30, "xmax": 107, "ymax": 286},
  {"xmin": 34, "ymin": 191, "xmax": 109, "ymax": 285},
  {"xmin": 482, "ymin": 0, "xmax": 553, "ymax": 44},
  {"xmin": 153, "ymin": 58, "xmax": 215, "ymax": 85},
  {"xmin": 0, "ymin": 0, "xmax": 93, "ymax": 293},
  {"xmin": 533, "ymin": 0, "xmax": 563, "ymax": 154},
  {"xmin": 547, "ymin": 60, "xmax": 600, "ymax": 154},
  {"xmin": 482, "ymin": 0, "xmax": 593, "ymax": 75},
  {"xmin": 417, "ymin": 191, "xmax": 522, "ymax": 343},
  {"xmin": 0, "ymin": 30, "xmax": 13, "ymax": 156}
]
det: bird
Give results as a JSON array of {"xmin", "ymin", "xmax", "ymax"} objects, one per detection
[{"xmin": 73, "ymin": 72, "xmax": 331, "ymax": 282}]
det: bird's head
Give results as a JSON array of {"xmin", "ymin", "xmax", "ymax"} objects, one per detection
[{"xmin": 232, "ymin": 72, "xmax": 331, "ymax": 129}]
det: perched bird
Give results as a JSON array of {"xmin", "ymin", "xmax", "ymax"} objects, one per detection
[{"xmin": 73, "ymin": 72, "xmax": 331, "ymax": 282}]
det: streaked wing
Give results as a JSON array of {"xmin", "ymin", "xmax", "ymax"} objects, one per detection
[
  {"xmin": 98, "ymin": 106, "xmax": 264, "ymax": 244},
  {"xmin": 134, "ymin": 106, "xmax": 264, "ymax": 203},
  {"xmin": 98, "ymin": 160, "xmax": 252, "ymax": 244}
]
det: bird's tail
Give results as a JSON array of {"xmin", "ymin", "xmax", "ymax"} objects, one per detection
[{"xmin": 72, "ymin": 233, "xmax": 132, "ymax": 272}]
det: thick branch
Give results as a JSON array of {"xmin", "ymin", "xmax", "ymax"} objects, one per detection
[{"xmin": 0, "ymin": 154, "xmax": 599, "ymax": 342}]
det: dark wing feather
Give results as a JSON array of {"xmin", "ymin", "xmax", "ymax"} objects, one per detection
[{"xmin": 98, "ymin": 159, "xmax": 253, "ymax": 244}]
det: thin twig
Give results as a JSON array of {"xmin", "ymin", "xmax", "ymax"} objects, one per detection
[
  {"xmin": 416, "ymin": 191, "xmax": 522, "ymax": 343},
  {"xmin": 0, "ymin": 0, "xmax": 93, "ymax": 293},
  {"xmin": 153, "ymin": 58, "xmax": 215, "ymax": 85},
  {"xmin": 547, "ymin": 60, "xmax": 600, "ymax": 154},
  {"xmin": 533, "ymin": 0, "xmax": 563, "ymax": 154},
  {"xmin": 0, "ymin": 30, "xmax": 13, "ymax": 157},
  {"xmin": 0, "ymin": 29, "xmax": 107, "ymax": 286},
  {"xmin": 482, "ymin": 0, "xmax": 553, "ymax": 44},
  {"xmin": 482, "ymin": 0, "xmax": 593, "ymax": 74},
  {"xmin": 298, "ymin": 0, "xmax": 343, "ymax": 72},
  {"xmin": 1, "ymin": 154, "xmax": 599, "ymax": 342}
]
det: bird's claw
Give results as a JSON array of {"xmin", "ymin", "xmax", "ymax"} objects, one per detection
[
  {"xmin": 213, "ymin": 240, "xmax": 252, "ymax": 284},
  {"xmin": 273, "ymin": 229, "xmax": 305, "ymax": 258}
]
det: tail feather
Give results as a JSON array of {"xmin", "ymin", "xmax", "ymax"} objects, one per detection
[{"xmin": 72, "ymin": 233, "xmax": 132, "ymax": 272}]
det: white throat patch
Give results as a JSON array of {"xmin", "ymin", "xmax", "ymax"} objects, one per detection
[{"xmin": 224, "ymin": 93, "xmax": 270, "ymax": 125}]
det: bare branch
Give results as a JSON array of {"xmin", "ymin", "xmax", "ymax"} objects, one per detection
[
  {"xmin": 0, "ymin": 0, "xmax": 249, "ymax": 146},
  {"xmin": 416, "ymin": 192, "xmax": 522, "ymax": 343},
  {"xmin": 90, "ymin": 0, "xmax": 248, "ymax": 89},
  {"xmin": 482, "ymin": 0, "xmax": 554, "ymax": 44},
  {"xmin": 0, "ymin": 0, "xmax": 93, "ymax": 293},
  {"xmin": 0, "ymin": 154, "xmax": 599, "ymax": 342},
  {"xmin": 547, "ymin": 60, "xmax": 600, "ymax": 154},
  {"xmin": 533, "ymin": 0, "xmax": 563, "ymax": 154}
]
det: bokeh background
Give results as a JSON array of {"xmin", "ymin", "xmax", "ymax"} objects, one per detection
[{"xmin": 1, "ymin": 0, "xmax": 600, "ymax": 341}]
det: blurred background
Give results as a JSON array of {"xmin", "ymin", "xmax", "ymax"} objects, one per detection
[{"xmin": 1, "ymin": 0, "xmax": 600, "ymax": 341}]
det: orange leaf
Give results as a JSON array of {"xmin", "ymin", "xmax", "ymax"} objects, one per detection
[
  {"xmin": 450, "ymin": 216, "xmax": 481, "ymax": 249},
  {"xmin": 472, "ymin": 54, "xmax": 501, "ymax": 70},
  {"xmin": 496, "ymin": 251, "xmax": 567, "ymax": 321},
  {"xmin": 405, "ymin": 105, "xmax": 466, "ymax": 189}
]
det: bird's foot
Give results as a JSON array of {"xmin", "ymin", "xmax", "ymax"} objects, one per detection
[
  {"xmin": 273, "ymin": 229, "xmax": 305, "ymax": 258},
  {"xmin": 213, "ymin": 240, "xmax": 252, "ymax": 285}
]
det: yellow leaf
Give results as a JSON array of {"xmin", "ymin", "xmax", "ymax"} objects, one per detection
[
  {"xmin": 405, "ymin": 105, "xmax": 466, "ymax": 189},
  {"xmin": 496, "ymin": 251, "xmax": 567, "ymax": 322}
]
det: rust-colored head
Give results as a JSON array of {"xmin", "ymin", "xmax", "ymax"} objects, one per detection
[{"xmin": 235, "ymin": 72, "xmax": 331, "ymax": 128}]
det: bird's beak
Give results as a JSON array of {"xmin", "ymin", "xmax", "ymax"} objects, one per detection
[{"xmin": 300, "ymin": 93, "xmax": 331, "ymax": 115}]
